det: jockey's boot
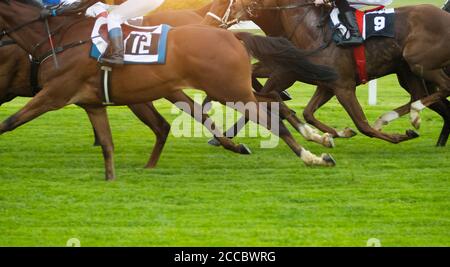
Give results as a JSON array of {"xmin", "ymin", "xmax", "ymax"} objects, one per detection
[
  {"xmin": 444, "ymin": 0, "xmax": 450, "ymax": 12},
  {"xmin": 102, "ymin": 29, "xmax": 124, "ymax": 65},
  {"xmin": 340, "ymin": 11, "xmax": 364, "ymax": 46}
]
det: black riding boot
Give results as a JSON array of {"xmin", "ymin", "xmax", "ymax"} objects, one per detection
[
  {"xmin": 444, "ymin": 0, "xmax": 450, "ymax": 12},
  {"xmin": 340, "ymin": 11, "xmax": 364, "ymax": 46},
  {"xmin": 102, "ymin": 32, "xmax": 124, "ymax": 65}
]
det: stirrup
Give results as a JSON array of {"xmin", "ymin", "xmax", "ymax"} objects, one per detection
[
  {"xmin": 337, "ymin": 36, "xmax": 364, "ymax": 47},
  {"xmin": 101, "ymin": 55, "xmax": 124, "ymax": 65}
]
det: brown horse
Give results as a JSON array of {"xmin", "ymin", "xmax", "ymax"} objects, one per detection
[
  {"xmin": 0, "ymin": 32, "xmax": 179, "ymax": 170},
  {"xmin": 0, "ymin": 1, "xmax": 223, "ymax": 170},
  {"xmin": 0, "ymin": 0, "xmax": 338, "ymax": 180},
  {"xmin": 205, "ymin": 0, "xmax": 450, "ymax": 146}
]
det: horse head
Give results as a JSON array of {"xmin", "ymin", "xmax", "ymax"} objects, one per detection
[{"xmin": 202, "ymin": 0, "xmax": 236, "ymax": 28}]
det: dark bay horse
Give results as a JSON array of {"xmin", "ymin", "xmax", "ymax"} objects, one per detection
[
  {"xmin": 0, "ymin": 0, "xmax": 338, "ymax": 180},
  {"xmin": 206, "ymin": 0, "xmax": 450, "ymax": 146}
]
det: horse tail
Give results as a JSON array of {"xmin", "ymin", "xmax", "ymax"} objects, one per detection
[{"xmin": 233, "ymin": 32, "xmax": 338, "ymax": 82}]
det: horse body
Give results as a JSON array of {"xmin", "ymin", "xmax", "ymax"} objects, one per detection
[{"xmin": 208, "ymin": 0, "xmax": 450, "ymax": 145}]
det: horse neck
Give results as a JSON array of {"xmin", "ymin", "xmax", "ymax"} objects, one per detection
[
  {"xmin": 257, "ymin": 0, "xmax": 328, "ymax": 48},
  {"xmin": 0, "ymin": 7, "xmax": 92, "ymax": 58},
  {"xmin": 195, "ymin": 2, "xmax": 213, "ymax": 17},
  {"xmin": 252, "ymin": 10, "xmax": 285, "ymax": 36}
]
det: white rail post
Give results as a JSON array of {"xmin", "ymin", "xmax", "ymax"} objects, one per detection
[{"xmin": 368, "ymin": 79, "xmax": 378, "ymax": 106}]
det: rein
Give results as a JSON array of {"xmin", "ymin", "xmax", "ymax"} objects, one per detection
[
  {"xmin": 255, "ymin": 0, "xmax": 316, "ymax": 11},
  {"xmin": 0, "ymin": 29, "xmax": 15, "ymax": 47},
  {"xmin": 1, "ymin": 5, "xmax": 91, "ymax": 95}
]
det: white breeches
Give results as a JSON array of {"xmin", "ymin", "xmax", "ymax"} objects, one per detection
[{"xmin": 107, "ymin": 0, "xmax": 164, "ymax": 30}]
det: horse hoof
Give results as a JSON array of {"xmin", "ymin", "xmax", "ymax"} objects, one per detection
[
  {"xmin": 323, "ymin": 133, "xmax": 335, "ymax": 148},
  {"xmin": 279, "ymin": 90, "xmax": 292, "ymax": 101},
  {"xmin": 344, "ymin": 127, "xmax": 358, "ymax": 138},
  {"xmin": 105, "ymin": 175, "xmax": 116, "ymax": 181},
  {"xmin": 406, "ymin": 130, "xmax": 420, "ymax": 139},
  {"xmin": 208, "ymin": 138, "xmax": 221, "ymax": 147},
  {"xmin": 322, "ymin": 154, "xmax": 336, "ymax": 167},
  {"xmin": 239, "ymin": 144, "xmax": 252, "ymax": 155},
  {"xmin": 412, "ymin": 118, "xmax": 421, "ymax": 130}
]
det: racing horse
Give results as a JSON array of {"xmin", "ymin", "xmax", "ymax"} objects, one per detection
[
  {"xmin": 0, "ymin": 32, "xmax": 179, "ymax": 171},
  {"xmin": 0, "ymin": 0, "xmax": 338, "ymax": 180},
  {"xmin": 0, "ymin": 1, "xmax": 220, "ymax": 173},
  {"xmin": 205, "ymin": 0, "xmax": 450, "ymax": 146}
]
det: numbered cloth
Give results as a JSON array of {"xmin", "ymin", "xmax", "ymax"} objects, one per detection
[
  {"xmin": 330, "ymin": 8, "xmax": 395, "ymax": 41},
  {"xmin": 89, "ymin": 14, "xmax": 171, "ymax": 64}
]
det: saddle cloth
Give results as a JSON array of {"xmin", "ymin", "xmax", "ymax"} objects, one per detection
[
  {"xmin": 90, "ymin": 15, "xmax": 171, "ymax": 64},
  {"xmin": 330, "ymin": 8, "xmax": 395, "ymax": 41}
]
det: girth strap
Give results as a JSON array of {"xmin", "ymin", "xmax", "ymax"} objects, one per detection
[{"xmin": 29, "ymin": 40, "xmax": 89, "ymax": 96}]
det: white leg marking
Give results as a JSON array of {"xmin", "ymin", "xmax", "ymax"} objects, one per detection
[
  {"xmin": 298, "ymin": 124, "xmax": 334, "ymax": 148},
  {"xmin": 374, "ymin": 111, "xmax": 399, "ymax": 131},
  {"xmin": 300, "ymin": 148, "xmax": 327, "ymax": 166},
  {"xmin": 410, "ymin": 101, "xmax": 425, "ymax": 129}
]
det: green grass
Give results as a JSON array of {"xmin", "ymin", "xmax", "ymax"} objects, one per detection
[
  {"xmin": 0, "ymin": 75, "xmax": 449, "ymax": 247},
  {"xmin": 0, "ymin": 0, "xmax": 448, "ymax": 247}
]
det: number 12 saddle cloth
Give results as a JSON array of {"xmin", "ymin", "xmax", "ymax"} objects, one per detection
[{"xmin": 88, "ymin": 4, "xmax": 171, "ymax": 65}]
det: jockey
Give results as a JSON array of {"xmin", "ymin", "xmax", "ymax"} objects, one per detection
[
  {"xmin": 40, "ymin": 0, "xmax": 164, "ymax": 64},
  {"xmin": 314, "ymin": 0, "xmax": 392, "ymax": 46},
  {"xmin": 103, "ymin": 0, "xmax": 165, "ymax": 64}
]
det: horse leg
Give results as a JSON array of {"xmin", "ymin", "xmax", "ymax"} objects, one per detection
[
  {"xmin": 127, "ymin": 103, "xmax": 171, "ymax": 168},
  {"xmin": 334, "ymin": 88, "xmax": 419, "ymax": 144},
  {"xmin": 408, "ymin": 70, "xmax": 450, "ymax": 123},
  {"xmin": 92, "ymin": 127, "xmax": 101, "ymax": 146},
  {"xmin": 303, "ymin": 86, "xmax": 357, "ymax": 138},
  {"xmin": 0, "ymin": 93, "xmax": 66, "ymax": 134},
  {"xmin": 82, "ymin": 105, "xmax": 116, "ymax": 181},
  {"xmin": 253, "ymin": 91, "xmax": 335, "ymax": 148},
  {"xmin": 424, "ymin": 81, "xmax": 450, "ymax": 147},
  {"xmin": 231, "ymin": 96, "xmax": 335, "ymax": 167},
  {"xmin": 374, "ymin": 69, "xmax": 424, "ymax": 130},
  {"xmin": 167, "ymin": 91, "xmax": 252, "ymax": 154},
  {"xmin": 375, "ymin": 68, "xmax": 450, "ymax": 146}
]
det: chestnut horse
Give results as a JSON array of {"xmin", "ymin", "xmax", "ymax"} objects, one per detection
[
  {"xmin": 0, "ymin": 32, "xmax": 179, "ymax": 169},
  {"xmin": 0, "ymin": 0, "xmax": 338, "ymax": 180},
  {"xmin": 205, "ymin": 0, "xmax": 450, "ymax": 146}
]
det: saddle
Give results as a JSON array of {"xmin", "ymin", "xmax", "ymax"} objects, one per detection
[
  {"xmin": 330, "ymin": 7, "xmax": 395, "ymax": 83},
  {"xmin": 90, "ymin": 16, "xmax": 171, "ymax": 65}
]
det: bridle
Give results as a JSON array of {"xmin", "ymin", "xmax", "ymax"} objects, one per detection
[{"xmin": 206, "ymin": 0, "xmax": 240, "ymax": 28}]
